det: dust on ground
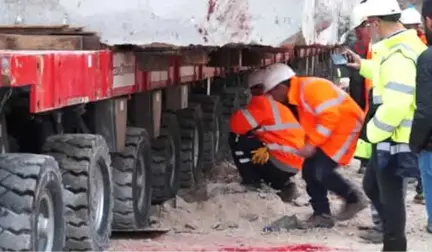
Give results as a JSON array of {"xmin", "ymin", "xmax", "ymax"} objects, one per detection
[{"xmin": 110, "ymin": 160, "xmax": 432, "ymax": 251}]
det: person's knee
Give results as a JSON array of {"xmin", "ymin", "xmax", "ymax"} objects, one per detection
[{"xmin": 313, "ymin": 163, "xmax": 334, "ymax": 183}]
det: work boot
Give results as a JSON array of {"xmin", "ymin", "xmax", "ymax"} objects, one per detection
[
  {"xmin": 277, "ymin": 182, "xmax": 300, "ymax": 203},
  {"xmin": 414, "ymin": 193, "xmax": 425, "ymax": 205},
  {"xmin": 359, "ymin": 228, "xmax": 383, "ymax": 244},
  {"xmin": 298, "ymin": 213, "xmax": 335, "ymax": 229},
  {"xmin": 336, "ymin": 191, "xmax": 368, "ymax": 221}
]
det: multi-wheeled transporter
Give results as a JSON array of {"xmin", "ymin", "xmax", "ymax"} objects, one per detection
[{"xmin": 0, "ymin": 0, "xmax": 355, "ymax": 251}]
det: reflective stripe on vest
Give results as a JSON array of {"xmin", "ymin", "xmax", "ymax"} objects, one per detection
[
  {"xmin": 240, "ymin": 97, "xmax": 301, "ymax": 132},
  {"xmin": 372, "ymin": 117, "xmax": 412, "ymax": 133},
  {"xmin": 373, "ymin": 43, "xmax": 418, "ymax": 105},
  {"xmin": 377, "ymin": 142, "xmax": 411, "ymax": 155},
  {"xmin": 298, "ymin": 78, "xmax": 362, "ymax": 162},
  {"xmin": 332, "ymin": 120, "xmax": 362, "ymax": 162},
  {"xmin": 266, "ymin": 143, "xmax": 300, "ymax": 155},
  {"xmin": 239, "ymin": 96, "xmax": 301, "ymax": 155},
  {"xmin": 299, "ymin": 78, "xmax": 347, "ymax": 136}
]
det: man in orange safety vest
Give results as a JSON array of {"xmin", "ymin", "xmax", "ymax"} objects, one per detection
[
  {"xmin": 262, "ymin": 63, "xmax": 367, "ymax": 228},
  {"xmin": 229, "ymin": 69, "xmax": 305, "ymax": 202}
]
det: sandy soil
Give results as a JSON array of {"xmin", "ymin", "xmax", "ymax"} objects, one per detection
[{"xmin": 110, "ymin": 160, "xmax": 432, "ymax": 251}]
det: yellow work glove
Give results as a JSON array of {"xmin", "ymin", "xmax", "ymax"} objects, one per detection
[{"xmin": 251, "ymin": 147, "xmax": 270, "ymax": 165}]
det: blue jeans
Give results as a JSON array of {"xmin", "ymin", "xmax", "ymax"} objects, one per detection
[{"xmin": 418, "ymin": 151, "xmax": 432, "ymax": 231}]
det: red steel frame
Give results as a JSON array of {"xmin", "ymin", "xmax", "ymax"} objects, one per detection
[{"xmin": 0, "ymin": 47, "xmax": 327, "ymax": 114}]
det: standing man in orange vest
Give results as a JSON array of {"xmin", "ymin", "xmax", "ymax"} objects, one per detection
[
  {"xmin": 262, "ymin": 63, "xmax": 367, "ymax": 228},
  {"xmin": 229, "ymin": 69, "xmax": 305, "ymax": 202},
  {"xmin": 340, "ymin": 2, "xmax": 386, "ymax": 241},
  {"xmin": 339, "ymin": 3, "xmax": 374, "ymax": 174}
]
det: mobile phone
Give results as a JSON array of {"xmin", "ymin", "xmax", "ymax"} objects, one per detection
[{"xmin": 331, "ymin": 54, "xmax": 348, "ymax": 66}]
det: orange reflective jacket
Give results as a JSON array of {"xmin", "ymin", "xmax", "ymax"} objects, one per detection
[
  {"xmin": 287, "ymin": 76, "xmax": 365, "ymax": 165},
  {"xmin": 418, "ymin": 30, "xmax": 427, "ymax": 45},
  {"xmin": 363, "ymin": 44, "xmax": 373, "ymax": 113},
  {"xmin": 230, "ymin": 95, "xmax": 305, "ymax": 170}
]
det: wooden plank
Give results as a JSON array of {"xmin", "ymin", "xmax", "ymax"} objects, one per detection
[
  {"xmin": 0, "ymin": 25, "xmax": 69, "ymax": 29},
  {"xmin": 0, "ymin": 25, "xmax": 85, "ymax": 36},
  {"xmin": 0, "ymin": 34, "xmax": 85, "ymax": 50},
  {"xmin": 82, "ymin": 35, "xmax": 102, "ymax": 50}
]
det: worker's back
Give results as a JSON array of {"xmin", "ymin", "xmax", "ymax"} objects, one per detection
[
  {"xmin": 288, "ymin": 76, "xmax": 364, "ymax": 164},
  {"xmin": 230, "ymin": 95, "xmax": 305, "ymax": 169}
]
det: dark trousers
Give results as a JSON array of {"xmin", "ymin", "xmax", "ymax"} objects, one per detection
[
  {"xmin": 416, "ymin": 176, "xmax": 423, "ymax": 194},
  {"xmin": 302, "ymin": 148, "xmax": 358, "ymax": 215},
  {"xmin": 228, "ymin": 132, "xmax": 295, "ymax": 190},
  {"xmin": 362, "ymin": 144, "xmax": 414, "ymax": 251},
  {"xmin": 358, "ymin": 157, "xmax": 370, "ymax": 167}
]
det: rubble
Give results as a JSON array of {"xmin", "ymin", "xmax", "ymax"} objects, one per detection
[{"xmin": 111, "ymin": 159, "xmax": 432, "ymax": 251}]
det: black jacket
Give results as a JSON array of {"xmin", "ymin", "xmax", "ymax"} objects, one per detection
[
  {"xmin": 409, "ymin": 47, "xmax": 432, "ymax": 153},
  {"xmin": 338, "ymin": 41, "xmax": 367, "ymax": 111}
]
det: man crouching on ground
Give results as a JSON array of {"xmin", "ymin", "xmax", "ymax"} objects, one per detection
[
  {"xmin": 262, "ymin": 63, "xmax": 367, "ymax": 228},
  {"xmin": 229, "ymin": 69, "xmax": 305, "ymax": 203}
]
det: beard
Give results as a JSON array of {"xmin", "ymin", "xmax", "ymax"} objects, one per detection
[
  {"xmin": 370, "ymin": 31, "xmax": 382, "ymax": 44},
  {"xmin": 425, "ymin": 28, "xmax": 432, "ymax": 46}
]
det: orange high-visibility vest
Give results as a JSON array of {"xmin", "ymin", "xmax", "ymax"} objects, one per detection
[
  {"xmin": 230, "ymin": 95, "xmax": 305, "ymax": 170},
  {"xmin": 363, "ymin": 44, "xmax": 373, "ymax": 113},
  {"xmin": 418, "ymin": 30, "xmax": 427, "ymax": 45},
  {"xmin": 287, "ymin": 76, "xmax": 365, "ymax": 166}
]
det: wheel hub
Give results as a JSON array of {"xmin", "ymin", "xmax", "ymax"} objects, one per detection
[
  {"xmin": 37, "ymin": 191, "xmax": 55, "ymax": 252},
  {"xmin": 90, "ymin": 163, "xmax": 106, "ymax": 234},
  {"xmin": 167, "ymin": 137, "xmax": 176, "ymax": 187},
  {"xmin": 193, "ymin": 128, "xmax": 199, "ymax": 169},
  {"xmin": 214, "ymin": 117, "xmax": 221, "ymax": 152},
  {"xmin": 135, "ymin": 155, "xmax": 146, "ymax": 210}
]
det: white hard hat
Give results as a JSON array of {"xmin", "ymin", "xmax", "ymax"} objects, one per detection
[
  {"xmin": 262, "ymin": 63, "xmax": 296, "ymax": 93},
  {"xmin": 247, "ymin": 69, "xmax": 266, "ymax": 88},
  {"xmin": 350, "ymin": 4, "xmax": 367, "ymax": 30},
  {"xmin": 361, "ymin": 0, "xmax": 401, "ymax": 18},
  {"xmin": 400, "ymin": 7, "xmax": 422, "ymax": 25}
]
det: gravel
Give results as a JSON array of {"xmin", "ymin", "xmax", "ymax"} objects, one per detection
[{"xmin": 110, "ymin": 159, "xmax": 432, "ymax": 251}]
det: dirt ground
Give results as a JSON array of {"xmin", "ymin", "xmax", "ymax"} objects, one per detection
[{"xmin": 110, "ymin": 159, "xmax": 432, "ymax": 251}]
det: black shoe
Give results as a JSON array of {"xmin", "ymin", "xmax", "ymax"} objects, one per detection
[
  {"xmin": 298, "ymin": 213, "xmax": 335, "ymax": 229},
  {"xmin": 359, "ymin": 228, "xmax": 383, "ymax": 244},
  {"xmin": 336, "ymin": 190, "xmax": 368, "ymax": 221}
]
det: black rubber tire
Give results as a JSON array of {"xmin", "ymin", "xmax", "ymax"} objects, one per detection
[
  {"xmin": 176, "ymin": 104, "xmax": 205, "ymax": 188},
  {"xmin": 0, "ymin": 154, "xmax": 64, "ymax": 251},
  {"xmin": 43, "ymin": 134, "xmax": 113, "ymax": 251},
  {"xmin": 111, "ymin": 127, "xmax": 153, "ymax": 230},
  {"xmin": 189, "ymin": 95, "xmax": 223, "ymax": 167},
  {"xmin": 151, "ymin": 113, "xmax": 181, "ymax": 204},
  {"xmin": 219, "ymin": 87, "xmax": 242, "ymax": 161}
]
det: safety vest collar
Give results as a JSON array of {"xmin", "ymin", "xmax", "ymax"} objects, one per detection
[
  {"xmin": 239, "ymin": 96, "xmax": 301, "ymax": 133},
  {"xmin": 296, "ymin": 77, "xmax": 347, "ymax": 116},
  {"xmin": 375, "ymin": 29, "xmax": 418, "ymax": 55}
]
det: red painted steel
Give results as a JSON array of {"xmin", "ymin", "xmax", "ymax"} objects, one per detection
[{"xmin": 0, "ymin": 47, "xmax": 322, "ymax": 114}]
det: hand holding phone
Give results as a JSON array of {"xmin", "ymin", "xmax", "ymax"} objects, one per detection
[
  {"xmin": 343, "ymin": 49, "xmax": 362, "ymax": 69},
  {"xmin": 331, "ymin": 54, "xmax": 348, "ymax": 66}
]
